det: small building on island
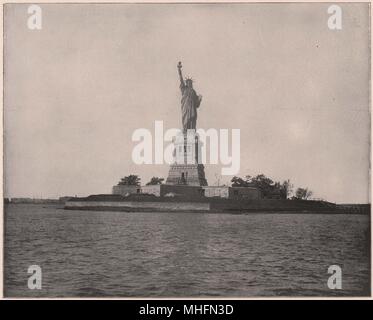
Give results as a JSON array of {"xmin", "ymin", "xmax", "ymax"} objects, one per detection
[
  {"xmin": 112, "ymin": 185, "xmax": 141, "ymax": 196},
  {"xmin": 202, "ymin": 186, "xmax": 261, "ymax": 200}
]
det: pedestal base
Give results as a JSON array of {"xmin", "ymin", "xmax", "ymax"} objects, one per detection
[
  {"xmin": 166, "ymin": 163, "xmax": 207, "ymax": 186},
  {"xmin": 165, "ymin": 131, "xmax": 208, "ymax": 186}
]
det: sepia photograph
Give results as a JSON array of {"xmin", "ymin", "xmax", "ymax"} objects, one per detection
[{"xmin": 2, "ymin": 1, "xmax": 371, "ymax": 299}]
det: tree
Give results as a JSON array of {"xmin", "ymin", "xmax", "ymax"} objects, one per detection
[
  {"xmin": 231, "ymin": 174, "xmax": 293, "ymax": 199},
  {"xmin": 250, "ymin": 174, "xmax": 275, "ymax": 197},
  {"xmin": 231, "ymin": 176, "xmax": 248, "ymax": 187},
  {"xmin": 146, "ymin": 177, "xmax": 164, "ymax": 185},
  {"xmin": 118, "ymin": 175, "xmax": 141, "ymax": 186},
  {"xmin": 295, "ymin": 187, "xmax": 313, "ymax": 200}
]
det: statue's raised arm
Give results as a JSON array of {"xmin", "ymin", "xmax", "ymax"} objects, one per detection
[{"xmin": 177, "ymin": 61, "xmax": 185, "ymax": 87}]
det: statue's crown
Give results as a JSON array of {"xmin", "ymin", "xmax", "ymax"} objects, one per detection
[{"xmin": 185, "ymin": 77, "xmax": 194, "ymax": 83}]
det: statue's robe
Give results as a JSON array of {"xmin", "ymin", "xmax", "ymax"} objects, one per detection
[{"xmin": 180, "ymin": 82, "xmax": 201, "ymax": 132}]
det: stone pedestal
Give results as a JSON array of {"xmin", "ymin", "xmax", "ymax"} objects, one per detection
[{"xmin": 166, "ymin": 131, "xmax": 208, "ymax": 186}]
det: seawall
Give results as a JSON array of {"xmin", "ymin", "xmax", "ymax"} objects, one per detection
[
  {"xmin": 64, "ymin": 194, "xmax": 370, "ymax": 214},
  {"xmin": 65, "ymin": 200, "xmax": 210, "ymax": 212}
]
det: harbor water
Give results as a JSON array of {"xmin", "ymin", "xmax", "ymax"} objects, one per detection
[{"xmin": 4, "ymin": 204, "xmax": 370, "ymax": 297}]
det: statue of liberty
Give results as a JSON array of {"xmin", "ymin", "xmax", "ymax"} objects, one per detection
[
  {"xmin": 165, "ymin": 62, "xmax": 208, "ymax": 186},
  {"xmin": 177, "ymin": 62, "xmax": 202, "ymax": 132}
]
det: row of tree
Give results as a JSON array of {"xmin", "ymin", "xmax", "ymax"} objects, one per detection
[
  {"xmin": 231, "ymin": 174, "xmax": 313, "ymax": 200},
  {"xmin": 116, "ymin": 174, "xmax": 313, "ymax": 200},
  {"xmin": 117, "ymin": 175, "xmax": 163, "ymax": 187}
]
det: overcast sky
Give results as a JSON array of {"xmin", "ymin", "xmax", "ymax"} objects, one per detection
[{"xmin": 4, "ymin": 3, "xmax": 370, "ymax": 203}]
